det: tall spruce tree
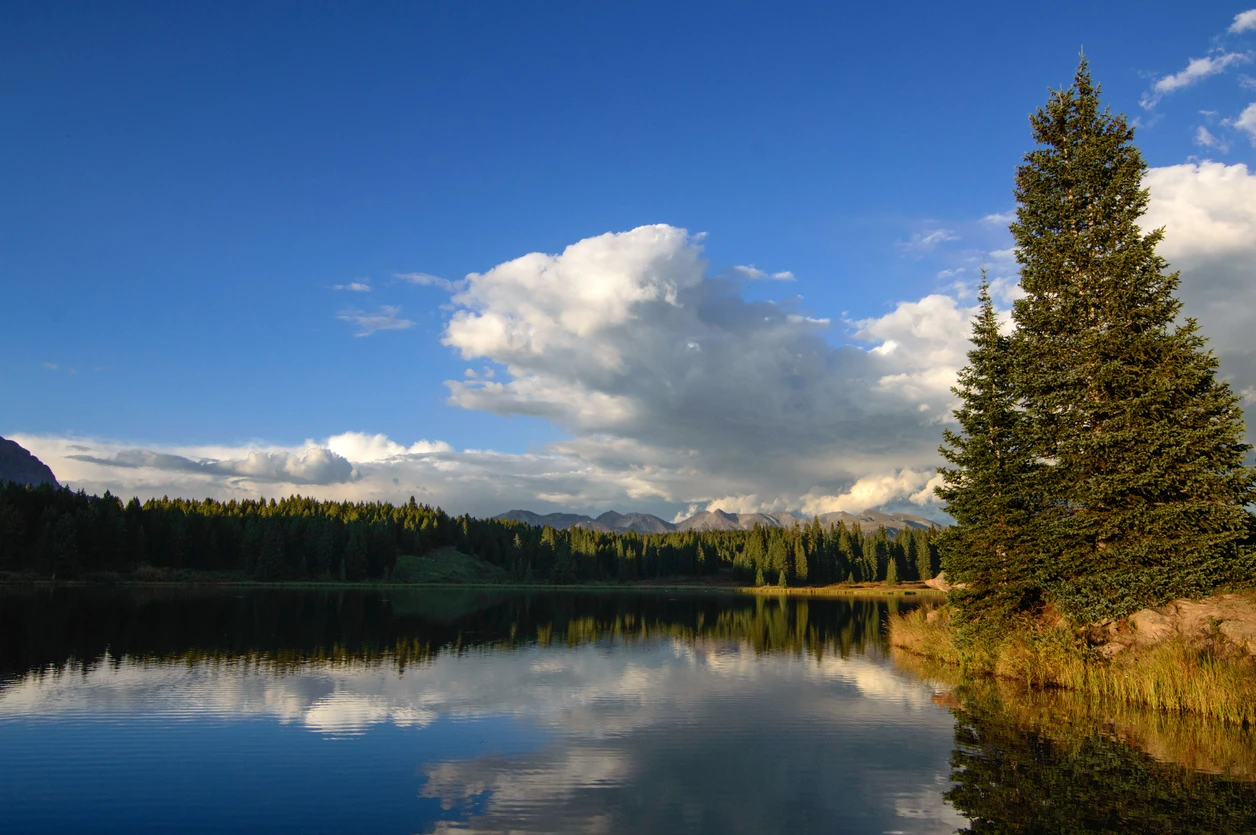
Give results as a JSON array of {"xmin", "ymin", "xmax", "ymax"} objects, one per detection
[
  {"xmin": 936, "ymin": 272, "xmax": 1035, "ymax": 622},
  {"xmin": 1010, "ymin": 59, "xmax": 1256, "ymax": 621}
]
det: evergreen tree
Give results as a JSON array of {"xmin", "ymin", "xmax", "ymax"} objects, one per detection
[
  {"xmin": 793, "ymin": 537, "xmax": 808, "ymax": 584},
  {"xmin": 936, "ymin": 273, "xmax": 1036, "ymax": 622},
  {"xmin": 1008, "ymin": 59, "xmax": 1256, "ymax": 621},
  {"xmin": 255, "ymin": 524, "xmax": 285, "ymax": 580},
  {"xmin": 343, "ymin": 524, "xmax": 369, "ymax": 582}
]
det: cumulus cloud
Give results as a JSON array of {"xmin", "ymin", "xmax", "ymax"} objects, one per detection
[
  {"xmin": 332, "ymin": 281, "xmax": 371, "ymax": 292},
  {"xmin": 337, "ymin": 305, "xmax": 415, "ymax": 337},
  {"xmin": 1143, "ymin": 160, "xmax": 1256, "ymax": 413},
  {"xmin": 432, "ymin": 225, "xmax": 982, "ymax": 516},
  {"xmin": 1142, "ymin": 52, "xmax": 1250, "ymax": 108},
  {"xmin": 19, "ymin": 169, "xmax": 1256, "ymax": 520},
  {"xmin": 799, "ymin": 469, "xmax": 937, "ymax": 516},
  {"xmin": 1231, "ymin": 9, "xmax": 1256, "ymax": 34},
  {"xmin": 63, "ymin": 444, "xmax": 357, "ymax": 486},
  {"xmin": 325, "ymin": 431, "xmax": 453, "ymax": 462}
]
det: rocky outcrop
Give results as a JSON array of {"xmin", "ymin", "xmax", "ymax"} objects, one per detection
[
  {"xmin": 0, "ymin": 437, "xmax": 59, "ymax": 488},
  {"xmin": 1094, "ymin": 593, "xmax": 1256, "ymax": 657}
]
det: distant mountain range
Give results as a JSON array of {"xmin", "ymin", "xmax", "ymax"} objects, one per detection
[
  {"xmin": 493, "ymin": 507, "xmax": 939, "ymax": 535},
  {"xmin": 0, "ymin": 437, "xmax": 59, "ymax": 488}
]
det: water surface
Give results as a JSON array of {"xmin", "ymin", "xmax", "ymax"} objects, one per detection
[{"xmin": 1, "ymin": 588, "xmax": 1252, "ymax": 833}]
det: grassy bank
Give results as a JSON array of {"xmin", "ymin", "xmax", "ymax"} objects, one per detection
[
  {"xmin": 889, "ymin": 605, "xmax": 1256, "ymax": 725},
  {"xmin": 893, "ymin": 648, "xmax": 1256, "ymax": 780}
]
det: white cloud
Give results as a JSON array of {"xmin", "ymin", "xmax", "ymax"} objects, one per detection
[
  {"xmin": 337, "ymin": 305, "xmax": 415, "ymax": 337},
  {"xmin": 854, "ymin": 294, "xmax": 974, "ymax": 414},
  {"xmin": 19, "ymin": 174, "xmax": 1256, "ymax": 520},
  {"xmin": 730, "ymin": 265, "xmax": 795, "ymax": 280},
  {"xmin": 980, "ymin": 211, "xmax": 1015, "ymax": 226},
  {"xmin": 325, "ymin": 431, "xmax": 452, "ymax": 462},
  {"xmin": 1231, "ymin": 102, "xmax": 1256, "ymax": 144},
  {"xmin": 332, "ymin": 281, "xmax": 371, "ymax": 292},
  {"xmin": 1142, "ymin": 52, "xmax": 1250, "ymax": 108},
  {"xmin": 58, "ymin": 441, "xmax": 358, "ymax": 487},
  {"xmin": 394, "ymin": 271, "xmax": 466, "ymax": 293},
  {"xmin": 1143, "ymin": 161, "xmax": 1256, "ymax": 437},
  {"xmin": 1231, "ymin": 9, "xmax": 1256, "ymax": 33},
  {"xmin": 435, "ymin": 225, "xmax": 978, "ymax": 516},
  {"xmin": 899, "ymin": 229, "xmax": 959, "ymax": 254},
  {"xmin": 40, "ymin": 362, "xmax": 57, "ymax": 370},
  {"xmin": 800, "ymin": 469, "xmax": 937, "ymax": 516},
  {"xmin": 1194, "ymin": 125, "xmax": 1231, "ymax": 153}
]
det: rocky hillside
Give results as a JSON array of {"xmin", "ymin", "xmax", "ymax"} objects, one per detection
[
  {"xmin": 0, "ymin": 437, "xmax": 59, "ymax": 488},
  {"xmin": 493, "ymin": 506, "xmax": 940, "ymax": 534}
]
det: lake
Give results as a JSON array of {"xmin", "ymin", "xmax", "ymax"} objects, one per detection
[{"xmin": 1, "ymin": 588, "xmax": 1253, "ymax": 834}]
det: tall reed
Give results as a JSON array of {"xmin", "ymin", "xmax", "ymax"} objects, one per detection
[{"xmin": 888, "ymin": 606, "xmax": 1256, "ymax": 725}]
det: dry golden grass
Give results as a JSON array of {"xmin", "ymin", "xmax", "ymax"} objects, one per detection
[
  {"xmin": 886, "ymin": 606, "xmax": 962, "ymax": 665},
  {"xmin": 1080, "ymin": 637, "xmax": 1256, "ymax": 726},
  {"xmin": 888, "ymin": 605, "xmax": 1256, "ymax": 725}
]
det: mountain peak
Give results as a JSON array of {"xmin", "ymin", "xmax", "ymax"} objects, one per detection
[
  {"xmin": 0, "ymin": 437, "xmax": 59, "ymax": 488},
  {"xmin": 493, "ymin": 507, "xmax": 941, "ymax": 534}
]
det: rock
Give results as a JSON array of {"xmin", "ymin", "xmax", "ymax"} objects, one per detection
[
  {"xmin": 925, "ymin": 571, "xmax": 966, "ymax": 592},
  {"xmin": 1129, "ymin": 609, "xmax": 1175, "ymax": 646},
  {"xmin": 1119, "ymin": 593, "xmax": 1256, "ymax": 657},
  {"xmin": 1097, "ymin": 642, "xmax": 1128, "ymax": 658},
  {"xmin": 0, "ymin": 437, "xmax": 59, "ymax": 488},
  {"xmin": 1219, "ymin": 620, "xmax": 1256, "ymax": 656}
]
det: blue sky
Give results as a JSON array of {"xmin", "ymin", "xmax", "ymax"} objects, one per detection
[{"xmin": 4, "ymin": 2, "xmax": 1256, "ymax": 518}]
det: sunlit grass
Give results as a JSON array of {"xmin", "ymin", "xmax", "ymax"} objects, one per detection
[{"xmin": 888, "ymin": 606, "xmax": 1256, "ymax": 725}]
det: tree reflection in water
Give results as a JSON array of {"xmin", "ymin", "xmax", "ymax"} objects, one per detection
[
  {"xmin": 893, "ymin": 652, "xmax": 1256, "ymax": 834},
  {"xmin": 3, "ymin": 587, "xmax": 1253, "ymax": 833}
]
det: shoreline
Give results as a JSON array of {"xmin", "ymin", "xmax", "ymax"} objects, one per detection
[
  {"xmin": 0, "ymin": 575, "xmax": 945, "ymax": 598},
  {"xmin": 888, "ymin": 602, "xmax": 1256, "ymax": 725}
]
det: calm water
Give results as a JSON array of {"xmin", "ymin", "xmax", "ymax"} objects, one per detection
[{"xmin": 0, "ymin": 588, "xmax": 1253, "ymax": 834}]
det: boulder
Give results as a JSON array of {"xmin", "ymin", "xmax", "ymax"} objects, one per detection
[
  {"xmin": 1121, "ymin": 593, "xmax": 1256, "ymax": 657},
  {"xmin": 1096, "ymin": 641, "xmax": 1128, "ymax": 658},
  {"xmin": 925, "ymin": 571, "xmax": 966, "ymax": 592},
  {"xmin": 1129, "ymin": 609, "xmax": 1174, "ymax": 646}
]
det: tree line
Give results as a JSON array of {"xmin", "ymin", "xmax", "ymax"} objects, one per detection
[
  {"xmin": 0, "ymin": 481, "xmax": 940, "ymax": 586},
  {"xmin": 0, "ymin": 587, "xmax": 898, "ymax": 678},
  {"xmin": 937, "ymin": 59, "xmax": 1256, "ymax": 630}
]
